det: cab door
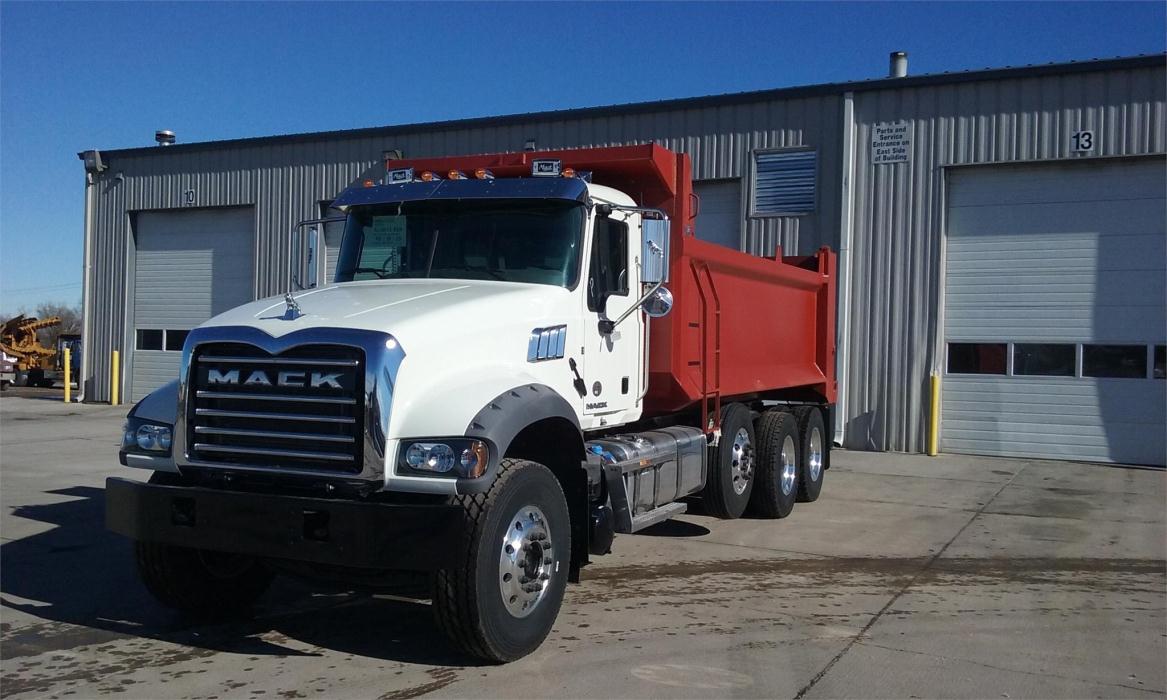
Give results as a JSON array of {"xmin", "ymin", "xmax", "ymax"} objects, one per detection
[{"xmin": 582, "ymin": 211, "xmax": 644, "ymax": 424}]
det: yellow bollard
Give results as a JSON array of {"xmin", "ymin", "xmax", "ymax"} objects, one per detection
[
  {"xmin": 928, "ymin": 373, "xmax": 940, "ymax": 456},
  {"xmin": 111, "ymin": 350, "xmax": 120, "ymax": 406},
  {"xmin": 63, "ymin": 348, "xmax": 71, "ymax": 403}
]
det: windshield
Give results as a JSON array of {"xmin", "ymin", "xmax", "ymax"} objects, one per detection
[{"xmin": 334, "ymin": 199, "xmax": 585, "ymax": 288}]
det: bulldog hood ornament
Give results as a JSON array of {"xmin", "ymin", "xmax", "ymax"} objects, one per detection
[{"xmin": 282, "ymin": 293, "xmax": 303, "ymax": 321}]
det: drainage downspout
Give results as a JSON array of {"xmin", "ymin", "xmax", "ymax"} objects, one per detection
[
  {"xmin": 834, "ymin": 91, "xmax": 857, "ymax": 446},
  {"xmin": 79, "ymin": 170, "xmax": 94, "ymax": 403}
]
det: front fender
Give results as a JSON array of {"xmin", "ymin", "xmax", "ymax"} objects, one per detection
[
  {"xmin": 129, "ymin": 379, "xmax": 179, "ymax": 425},
  {"xmin": 458, "ymin": 383, "xmax": 581, "ymax": 494},
  {"xmin": 384, "ymin": 363, "xmax": 581, "ymax": 494}
]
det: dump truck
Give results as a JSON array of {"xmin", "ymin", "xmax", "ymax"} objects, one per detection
[{"xmin": 106, "ymin": 144, "xmax": 837, "ymax": 662}]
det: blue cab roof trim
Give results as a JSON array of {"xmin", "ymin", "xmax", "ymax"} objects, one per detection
[{"xmin": 330, "ymin": 176, "xmax": 589, "ymax": 210}]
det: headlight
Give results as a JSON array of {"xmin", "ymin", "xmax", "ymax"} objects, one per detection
[
  {"xmin": 122, "ymin": 418, "xmax": 172, "ymax": 455},
  {"xmin": 136, "ymin": 424, "xmax": 172, "ymax": 452},
  {"xmin": 400, "ymin": 439, "xmax": 489, "ymax": 478}
]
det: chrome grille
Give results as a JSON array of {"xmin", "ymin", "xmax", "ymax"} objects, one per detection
[{"xmin": 188, "ymin": 343, "xmax": 364, "ymax": 472}]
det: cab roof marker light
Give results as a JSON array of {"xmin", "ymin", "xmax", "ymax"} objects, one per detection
[
  {"xmin": 419, "ymin": 171, "xmax": 441, "ymax": 182},
  {"xmin": 447, "ymin": 170, "xmax": 467, "ymax": 180},
  {"xmin": 474, "ymin": 168, "xmax": 495, "ymax": 179},
  {"xmin": 561, "ymin": 167, "xmax": 576, "ymax": 178},
  {"xmin": 531, "ymin": 159, "xmax": 561, "ymax": 177},
  {"xmin": 386, "ymin": 167, "xmax": 414, "ymax": 184},
  {"xmin": 362, "ymin": 179, "xmax": 376, "ymax": 188}
]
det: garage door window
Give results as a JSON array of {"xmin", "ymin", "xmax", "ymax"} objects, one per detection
[
  {"xmin": 165, "ymin": 330, "xmax": 190, "ymax": 352},
  {"xmin": 136, "ymin": 330, "xmax": 163, "ymax": 351},
  {"xmin": 947, "ymin": 341, "xmax": 1164, "ymax": 380},
  {"xmin": 947, "ymin": 343, "xmax": 1006, "ymax": 374},
  {"xmin": 1013, "ymin": 344, "xmax": 1075, "ymax": 377},
  {"xmin": 1083, "ymin": 345, "xmax": 1147, "ymax": 379},
  {"xmin": 136, "ymin": 329, "xmax": 189, "ymax": 352}
]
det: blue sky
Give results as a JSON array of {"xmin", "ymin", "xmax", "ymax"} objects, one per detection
[{"xmin": 1, "ymin": 1, "xmax": 1164, "ymax": 315}]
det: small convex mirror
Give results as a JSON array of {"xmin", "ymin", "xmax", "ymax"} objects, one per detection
[
  {"xmin": 641, "ymin": 218, "xmax": 670, "ymax": 284},
  {"xmin": 642, "ymin": 286, "xmax": 674, "ymax": 318}
]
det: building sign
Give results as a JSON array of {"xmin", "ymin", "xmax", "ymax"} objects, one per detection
[
  {"xmin": 1071, "ymin": 130, "xmax": 1095, "ymax": 152},
  {"xmin": 872, "ymin": 122, "xmax": 912, "ymax": 164}
]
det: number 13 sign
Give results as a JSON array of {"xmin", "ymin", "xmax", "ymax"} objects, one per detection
[{"xmin": 1071, "ymin": 130, "xmax": 1095, "ymax": 152}]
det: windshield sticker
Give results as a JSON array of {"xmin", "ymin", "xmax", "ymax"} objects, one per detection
[
  {"xmin": 362, "ymin": 224, "xmax": 401, "ymax": 274},
  {"xmin": 369, "ymin": 215, "xmax": 407, "ymax": 248}
]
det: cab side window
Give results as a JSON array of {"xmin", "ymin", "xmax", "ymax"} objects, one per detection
[{"xmin": 587, "ymin": 217, "xmax": 629, "ymax": 312}]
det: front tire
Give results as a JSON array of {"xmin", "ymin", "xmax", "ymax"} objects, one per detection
[
  {"xmin": 134, "ymin": 542, "xmax": 273, "ymax": 616},
  {"xmin": 433, "ymin": 458, "xmax": 570, "ymax": 663}
]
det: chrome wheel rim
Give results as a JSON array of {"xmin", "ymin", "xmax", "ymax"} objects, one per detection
[
  {"xmin": 808, "ymin": 427, "xmax": 824, "ymax": 483},
  {"xmin": 730, "ymin": 427, "xmax": 754, "ymax": 495},
  {"xmin": 499, "ymin": 504, "xmax": 553, "ymax": 618},
  {"xmin": 780, "ymin": 435, "xmax": 798, "ymax": 496}
]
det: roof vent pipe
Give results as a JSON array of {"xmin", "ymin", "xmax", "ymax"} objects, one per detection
[
  {"xmin": 155, "ymin": 130, "xmax": 176, "ymax": 146},
  {"xmin": 889, "ymin": 51, "xmax": 908, "ymax": 78}
]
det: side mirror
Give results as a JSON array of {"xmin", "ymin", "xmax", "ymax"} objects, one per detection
[
  {"xmin": 641, "ymin": 218, "xmax": 670, "ymax": 284},
  {"xmin": 292, "ymin": 226, "xmax": 320, "ymax": 290},
  {"xmin": 642, "ymin": 286, "xmax": 673, "ymax": 318},
  {"xmin": 288, "ymin": 216, "xmax": 342, "ymax": 293}
]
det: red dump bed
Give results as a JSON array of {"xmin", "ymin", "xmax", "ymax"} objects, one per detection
[{"xmin": 382, "ymin": 145, "xmax": 837, "ymax": 430}]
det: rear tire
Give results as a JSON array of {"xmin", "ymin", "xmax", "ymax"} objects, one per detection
[
  {"xmin": 701, "ymin": 403, "xmax": 755, "ymax": 519},
  {"xmin": 795, "ymin": 407, "xmax": 827, "ymax": 503},
  {"xmin": 747, "ymin": 410, "xmax": 800, "ymax": 518},
  {"xmin": 433, "ymin": 458, "xmax": 570, "ymax": 663}
]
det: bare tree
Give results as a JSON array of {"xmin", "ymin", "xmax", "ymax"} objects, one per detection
[{"xmin": 31, "ymin": 302, "xmax": 82, "ymax": 350}]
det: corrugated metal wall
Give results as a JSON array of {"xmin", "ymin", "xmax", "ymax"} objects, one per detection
[
  {"xmin": 84, "ymin": 58, "xmax": 1166, "ymax": 462},
  {"xmin": 842, "ymin": 64, "xmax": 1167, "ymax": 453},
  {"xmin": 83, "ymin": 95, "xmax": 842, "ymax": 401}
]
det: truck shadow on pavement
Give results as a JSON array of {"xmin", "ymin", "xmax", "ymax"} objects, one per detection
[{"xmin": 0, "ymin": 486, "xmax": 487, "ymax": 667}]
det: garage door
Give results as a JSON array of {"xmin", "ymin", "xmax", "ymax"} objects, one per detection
[
  {"xmin": 130, "ymin": 208, "xmax": 255, "ymax": 401},
  {"xmin": 693, "ymin": 180, "xmax": 742, "ymax": 250},
  {"xmin": 942, "ymin": 159, "xmax": 1166, "ymax": 465}
]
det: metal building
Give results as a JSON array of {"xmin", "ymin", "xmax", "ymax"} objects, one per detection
[{"xmin": 79, "ymin": 53, "xmax": 1167, "ymax": 465}]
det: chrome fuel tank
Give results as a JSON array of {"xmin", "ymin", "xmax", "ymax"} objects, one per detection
[{"xmin": 587, "ymin": 426, "xmax": 706, "ymax": 517}]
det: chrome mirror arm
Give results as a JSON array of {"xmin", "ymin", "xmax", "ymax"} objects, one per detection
[{"xmin": 598, "ymin": 279, "xmax": 665, "ymax": 335}]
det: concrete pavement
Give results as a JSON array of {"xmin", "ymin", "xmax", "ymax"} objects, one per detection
[{"xmin": 1, "ymin": 396, "xmax": 1163, "ymax": 698}]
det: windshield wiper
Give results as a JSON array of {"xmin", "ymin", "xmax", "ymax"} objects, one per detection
[
  {"xmin": 460, "ymin": 266, "xmax": 505, "ymax": 280},
  {"xmin": 425, "ymin": 229, "xmax": 439, "ymax": 278}
]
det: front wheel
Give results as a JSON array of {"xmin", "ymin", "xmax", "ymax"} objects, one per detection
[
  {"xmin": 433, "ymin": 458, "xmax": 570, "ymax": 663},
  {"xmin": 134, "ymin": 542, "xmax": 273, "ymax": 616}
]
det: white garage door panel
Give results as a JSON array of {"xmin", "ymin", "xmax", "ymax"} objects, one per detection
[
  {"xmin": 943, "ymin": 377, "xmax": 1165, "ymax": 464},
  {"xmin": 948, "ymin": 161, "xmax": 1167, "ymax": 205},
  {"xmin": 942, "ymin": 159, "xmax": 1166, "ymax": 466},
  {"xmin": 131, "ymin": 207, "xmax": 254, "ymax": 402},
  {"xmin": 693, "ymin": 180, "xmax": 742, "ymax": 250},
  {"xmin": 131, "ymin": 352, "xmax": 180, "ymax": 400},
  {"xmin": 948, "ymin": 199, "xmax": 1164, "ymax": 237},
  {"xmin": 946, "ymin": 306, "xmax": 1159, "ymax": 343}
]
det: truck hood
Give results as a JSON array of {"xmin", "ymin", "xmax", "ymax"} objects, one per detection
[{"xmin": 201, "ymin": 279, "xmax": 573, "ymax": 349}]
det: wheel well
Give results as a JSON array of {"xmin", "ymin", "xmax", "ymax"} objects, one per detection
[{"xmin": 504, "ymin": 417, "xmax": 588, "ymax": 582}]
